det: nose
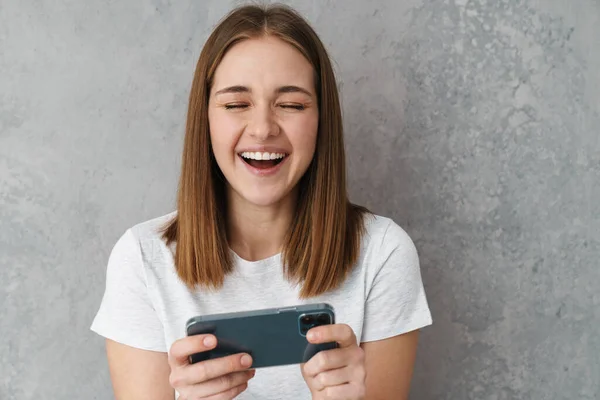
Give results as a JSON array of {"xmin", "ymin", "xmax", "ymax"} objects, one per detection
[{"xmin": 246, "ymin": 104, "xmax": 280, "ymax": 141}]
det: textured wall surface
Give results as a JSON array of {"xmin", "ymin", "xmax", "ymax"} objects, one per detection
[{"xmin": 1, "ymin": 0, "xmax": 598, "ymax": 399}]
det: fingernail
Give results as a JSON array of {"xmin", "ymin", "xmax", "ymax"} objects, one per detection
[
  {"xmin": 203, "ymin": 335, "xmax": 216, "ymax": 347},
  {"xmin": 241, "ymin": 354, "xmax": 252, "ymax": 367},
  {"xmin": 307, "ymin": 331, "xmax": 317, "ymax": 341}
]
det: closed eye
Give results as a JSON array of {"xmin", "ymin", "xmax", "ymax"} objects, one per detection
[
  {"xmin": 280, "ymin": 104, "xmax": 305, "ymax": 110},
  {"xmin": 224, "ymin": 103, "xmax": 306, "ymax": 111},
  {"xmin": 224, "ymin": 104, "xmax": 249, "ymax": 110}
]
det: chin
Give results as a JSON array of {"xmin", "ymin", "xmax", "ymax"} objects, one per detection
[
  {"xmin": 242, "ymin": 193, "xmax": 287, "ymax": 207},
  {"xmin": 228, "ymin": 183, "xmax": 296, "ymax": 208}
]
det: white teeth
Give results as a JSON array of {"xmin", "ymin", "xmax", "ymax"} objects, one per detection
[{"xmin": 240, "ymin": 152, "xmax": 286, "ymax": 160}]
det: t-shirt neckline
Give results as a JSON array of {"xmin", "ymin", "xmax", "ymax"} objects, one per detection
[{"xmin": 229, "ymin": 249, "xmax": 282, "ymax": 267}]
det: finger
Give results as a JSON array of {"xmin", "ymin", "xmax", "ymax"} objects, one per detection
[
  {"xmin": 307, "ymin": 324, "xmax": 357, "ymax": 348},
  {"xmin": 321, "ymin": 383, "xmax": 364, "ymax": 399},
  {"xmin": 175, "ymin": 353, "xmax": 253, "ymax": 385},
  {"xmin": 188, "ymin": 370, "xmax": 255, "ymax": 398},
  {"xmin": 303, "ymin": 347, "xmax": 347, "ymax": 377},
  {"xmin": 311, "ymin": 367, "xmax": 351, "ymax": 391},
  {"xmin": 202, "ymin": 382, "xmax": 249, "ymax": 400},
  {"xmin": 169, "ymin": 334, "xmax": 217, "ymax": 367}
]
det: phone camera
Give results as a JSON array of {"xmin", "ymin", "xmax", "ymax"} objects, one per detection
[
  {"xmin": 298, "ymin": 312, "xmax": 331, "ymax": 336},
  {"xmin": 316, "ymin": 314, "xmax": 330, "ymax": 324}
]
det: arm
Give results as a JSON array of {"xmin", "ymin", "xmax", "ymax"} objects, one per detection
[
  {"xmin": 361, "ymin": 330, "xmax": 420, "ymax": 400},
  {"xmin": 91, "ymin": 230, "xmax": 175, "ymax": 398},
  {"xmin": 106, "ymin": 334, "xmax": 254, "ymax": 400},
  {"xmin": 358, "ymin": 220, "xmax": 431, "ymax": 399},
  {"xmin": 106, "ymin": 339, "xmax": 174, "ymax": 400}
]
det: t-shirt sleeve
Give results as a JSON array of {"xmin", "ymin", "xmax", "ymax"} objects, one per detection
[
  {"xmin": 361, "ymin": 220, "xmax": 432, "ymax": 342},
  {"xmin": 90, "ymin": 229, "xmax": 167, "ymax": 352}
]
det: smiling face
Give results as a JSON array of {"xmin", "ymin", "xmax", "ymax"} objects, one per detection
[{"xmin": 208, "ymin": 36, "xmax": 319, "ymax": 209}]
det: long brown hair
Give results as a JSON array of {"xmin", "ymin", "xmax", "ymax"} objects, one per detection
[{"xmin": 162, "ymin": 3, "xmax": 369, "ymax": 298}]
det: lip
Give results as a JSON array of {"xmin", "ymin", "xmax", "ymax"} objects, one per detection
[{"xmin": 237, "ymin": 153, "xmax": 289, "ymax": 177}]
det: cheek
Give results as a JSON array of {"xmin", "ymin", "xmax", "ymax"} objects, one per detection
[
  {"xmin": 209, "ymin": 111, "xmax": 242, "ymax": 157},
  {"xmin": 288, "ymin": 116, "xmax": 318, "ymax": 157},
  {"xmin": 296, "ymin": 134, "xmax": 317, "ymax": 157}
]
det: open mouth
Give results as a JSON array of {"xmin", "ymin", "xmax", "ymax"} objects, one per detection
[{"xmin": 239, "ymin": 151, "xmax": 288, "ymax": 170}]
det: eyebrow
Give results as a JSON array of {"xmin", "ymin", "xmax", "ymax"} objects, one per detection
[
  {"xmin": 214, "ymin": 85, "xmax": 249, "ymax": 96},
  {"xmin": 213, "ymin": 85, "xmax": 313, "ymax": 97},
  {"xmin": 276, "ymin": 85, "xmax": 313, "ymax": 97}
]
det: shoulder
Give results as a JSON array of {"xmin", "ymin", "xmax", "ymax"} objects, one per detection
[
  {"xmin": 362, "ymin": 214, "xmax": 417, "ymax": 257},
  {"xmin": 109, "ymin": 212, "xmax": 176, "ymax": 261},
  {"xmin": 128, "ymin": 211, "xmax": 177, "ymax": 243},
  {"xmin": 356, "ymin": 215, "xmax": 432, "ymax": 342},
  {"xmin": 104, "ymin": 211, "xmax": 177, "ymax": 280},
  {"xmin": 357, "ymin": 213, "xmax": 420, "ymax": 282}
]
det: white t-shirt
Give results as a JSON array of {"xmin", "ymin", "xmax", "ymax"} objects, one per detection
[{"xmin": 91, "ymin": 212, "xmax": 432, "ymax": 399}]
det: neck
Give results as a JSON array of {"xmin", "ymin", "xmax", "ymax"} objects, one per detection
[{"xmin": 226, "ymin": 188, "xmax": 297, "ymax": 262}]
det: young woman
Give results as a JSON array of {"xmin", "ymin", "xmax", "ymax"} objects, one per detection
[{"xmin": 91, "ymin": 4, "xmax": 432, "ymax": 400}]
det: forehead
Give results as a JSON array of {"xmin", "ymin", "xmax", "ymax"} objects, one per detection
[{"xmin": 212, "ymin": 36, "xmax": 315, "ymax": 91}]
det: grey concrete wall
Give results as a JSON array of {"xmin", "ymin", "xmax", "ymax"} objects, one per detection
[{"xmin": 1, "ymin": 0, "xmax": 598, "ymax": 399}]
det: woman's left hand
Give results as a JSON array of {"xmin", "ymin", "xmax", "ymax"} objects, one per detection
[{"xmin": 301, "ymin": 324, "xmax": 366, "ymax": 400}]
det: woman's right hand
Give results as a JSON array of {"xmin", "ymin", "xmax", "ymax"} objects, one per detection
[{"xmin": 168, "ymin": 334, "xmax": 255, "ymax": 399}]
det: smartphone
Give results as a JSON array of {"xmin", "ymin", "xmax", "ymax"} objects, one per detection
[{"xmin": 185, "ymin": 303, "xmax": 338, "ymax": 368}]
